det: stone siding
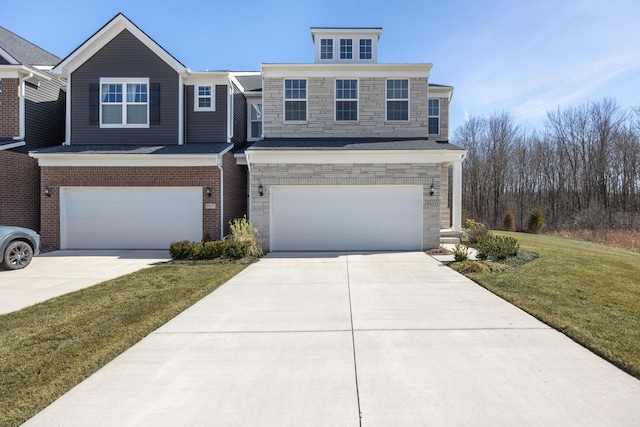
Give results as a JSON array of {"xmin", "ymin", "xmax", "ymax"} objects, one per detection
[
  {"xmin": 263, "ymin": 77, "xmax": 431, "ymax": 138},
  {"xmin": 250, "ymin": 163, "xmax": 442, "ymax": 251}
]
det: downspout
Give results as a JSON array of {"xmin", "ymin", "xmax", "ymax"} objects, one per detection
[
  {"xmin": 245, "ymin": 151, "xmax": 252, "ymax": 221},
  {"xmin": 15, "ymin": 72, "xmax": 33, "ymax": 141},
  {"xmin": 217, "ymin": 155, "xmax": 224, "ymax": 240}
]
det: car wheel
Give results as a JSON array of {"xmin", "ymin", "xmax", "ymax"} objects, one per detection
[{"xmin": 2, "ymin": 241, "xmax": 34, "ymax": 270}]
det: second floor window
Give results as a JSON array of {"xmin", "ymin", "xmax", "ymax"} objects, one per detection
[
  {"xmin": 386, "ymin": 79, "xmax": 409, "ymax": 121},
  {"xmin": 100, "ymin": 79, "xmax": 149, "ymax": 127},
  {"xmin": 359, "ymin": 39, "xmax": 372, "ymax": 60},
  {"xmin": 320, "ymin": 39, "xmax": 333, "ymax": 60},
  {"xmin": 335, "ymin": 79, "xmax": 358, "ymax": 121},
  {"xmin": 340, "ymin": 39, "xmax": 353, "ymax": 59},
  {"xmin": 284, "ymin": 79, "xmax": 307, "ymax": 121},
  {"xmin": 249, "ymin": 102, "xmax": 262, "ymax": 139},
  {"xmin": 195, "ymin": 85, "xmax": 215, "ymax": 111},
  {"xmin": 428, "ymin": 99, "xmax": 440, "ymax": 134}
]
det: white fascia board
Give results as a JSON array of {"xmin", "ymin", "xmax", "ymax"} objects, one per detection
[
  {"xmin": 246, "ymin": 149, "xmax": 467, "ymax": 165},
  {"xmin": 0, "ymin": 47, "xmax": 19, "ymax": 64},
  {"xmin": 310, "ymin": 28, "xmax": 382, "ymax": 41},
  {"xmin": 28, "ymin": 152, "xmax": 222, "ymax": 167},
  {"xmin": 184, "ymin": 72, "xmax": 229, "ymax": 86},
  {"xmin": 261, "ymin": 63, "xmax": 431, "ymax": 79},
  {"xmin": 234, "ymin": 153, "xmax": 247, "ymax": 165},
  {"xmin": 53, "ymin": 14, "xmax": 188, "ymax": 77},
  {"xmin": 429, "ymin": 85, "xmax": 454, "ymax": 101},
  {"xmin": 0, "ymin": 141, "xmax": 26, "ymax": 151},
  {"xmin": 0, "ymin": 65, "xmax": 52, "ymax": 80}
]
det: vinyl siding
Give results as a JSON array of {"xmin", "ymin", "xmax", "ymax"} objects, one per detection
[
  {"xmin": 24, "ymin": 76, "xmax": 66, "ymax": 151},
  {"xmin": 231, "ymin": 82, "xmax": 247, "ymax": 144},
  {"xmin": 70, "ymin": 29, "xmax": 180, "ymax": 145},
  {"xmin": 184, "ymin": 85, "xmax": 228, "ymax": 143}
]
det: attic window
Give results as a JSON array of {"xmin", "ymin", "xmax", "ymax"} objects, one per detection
[
  {"xmin": 195, "ymin": 85, "xmax": 215, "ymax": 111},
  {"xmin": 340, "ymin": 39, "xmax": 353, "ymax": 59}
]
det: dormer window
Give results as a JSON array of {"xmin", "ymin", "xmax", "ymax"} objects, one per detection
[
  {"xmin": 359, "ymin": 39, "xmax": 372, "ymax": 60},
  {"xmin": 340, "ymin": 39, "xmax": 353, "ymax": 59},
  {"xmin": 320, "ymin": 39, "xmax": 333, "ymax": 60}
]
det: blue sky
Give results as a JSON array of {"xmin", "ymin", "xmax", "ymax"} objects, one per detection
[{"xmin": 4, "ymin": 0, "xmax": 639, "ymax": 132}]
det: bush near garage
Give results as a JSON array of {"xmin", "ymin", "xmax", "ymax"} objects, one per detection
[
  {"xmin": 170, "ymin": 240, "xmax": 251, "ymax": 260},
  {"xmin": 475, "ymin": 234, "xmax": 520, "ymax": 261}
]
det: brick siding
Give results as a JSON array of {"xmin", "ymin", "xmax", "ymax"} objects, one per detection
[
  {"xmin": 0, "ymin": 150, "xmax": 40, "ymax": 230},
  {"xmin": 39, "ymin": 166, "xmax": 221, "ymax": 251},
  {"xmin": 249, "ymin": 162, "xmax": 442, "ymax": 251},
  {"xmin": 0, "ymin": 78, "xmax": 20, "ymax": 137}
]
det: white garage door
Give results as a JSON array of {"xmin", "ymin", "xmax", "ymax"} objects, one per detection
[
  {"xmin": 271, "ymin": 185, "xmax": 422, "ymax": 251},
  {"xmin": 61, "ymin": 187, "xmax": 202, "ymax": 249}
]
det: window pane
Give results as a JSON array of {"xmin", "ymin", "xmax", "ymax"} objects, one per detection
[
  {"xmin": 360, "ymin": 39, "xmax": 372, "ymax": 59},
  {"xmin": 199, "ymin": 97, "xmax": 212, "ymax": 108},
  {"xmin": 251, "ymin": 121, "xmax": 262, "ymax": 138},
  {"xmin": 336, "ymin": 79, "xmax": 357, "ymax": 100},
  {"xmin": 285, "ymin": 100, "xmax": 306, "ymax": 121},
  {"xmin": 336, "ymin": 100, "xmax": 357, "ymax": 121},
  {"xmin": 102, "ymin": 84, "xmax": 122, "ymax": 103},
  {"xmin": 127, "ymin": 105, "xmax": 147, "ymax": 124},
  {"xmin": 250, "ymin": 103, "xmax": 262, "ymax": 120},
  {"xmin": 387, "ymin": 100, "xmax": 408, "ymax": 121},
  {"xmin": 340, "ymin": 39, "xmax": 353, "ymax": 59},
  {"xmin": 198, "ymin": 86, "xmax": 211, "ymax": 97},
  {"xmin": 429, "ymin": 99, "xmax": 440, "ymax": 116},
  {"xmin": 428, "ymin": 117, "xmax": 440, "ymax": 134},
  {"xmin": 321, "ymin": 39, "xmax": 333, "ymax": 59},
  {"xmin": 102, "ymin": 105, "xmax": 122, "ymax": 124},
  {"xmin": 284, "ymin": 80, "xmax": 306, "ymax": 99},
  {"xmin": 126, "ymin": 84, "xmax": 147, "ymax": 103},
  {"xmin": 387, "ymin": 80, "xmax": 409, "ymax": 100}
]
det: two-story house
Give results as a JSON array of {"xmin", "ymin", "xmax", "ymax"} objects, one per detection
[
  {"xmin": 29, "ymin": 14, "xmax": 247, "ymax": 250},
  {"xmin": 244, "ymin": 28, "xmax": 466, "ymax": 251},
  {"xmin": 0, "ymin": 26, "xmax": 65, "ymax": 231}
]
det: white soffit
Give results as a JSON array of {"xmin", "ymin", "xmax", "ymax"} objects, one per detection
[
  {"xmin": 246, "ymin": 149, "xmax": 466, "ymax": 165},
  {"xmin": 261, "ymin": 63, "xmax": 432, "ymax": 78},
  {"xmin": 29, "ymin": 153, "xmax": 221, "ymax": 167}
]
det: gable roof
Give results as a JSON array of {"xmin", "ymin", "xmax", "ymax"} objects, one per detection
[
  {"xmin": 0, "ymin": 26, "xmax": 60, "ymax": 66},
  {"xmin": 53, "ymin": 13, "xmax": 188, "ymax": 77}
]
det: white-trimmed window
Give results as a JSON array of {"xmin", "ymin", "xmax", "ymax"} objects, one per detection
[
  {"xmin": 335, "ymin": 79, "xmax": 358, "ymax": 122},
  {"xmin": 248, "ymin": 101, "xmax": 262, "ymax": 140},
  {"xmin": 359, "ymin": 39, "xmax": 372, "ymax": 60},
  {"xmin": 320, "ymin": 39, "xmax": 333, "ymax": 60},
  {"xmin": 195, "ymin": 85, "xmax": 215, "ymax": 111},
  {"xmin": 428, "ymin": 99, "xmax": 440, "ymax": 134},
  {"xmin": 284, "ymin": 79, "xmax": 307, "ymax": 122},
  {"xmin": 340, "ymin": 39, "xmax": 353, "ymax": 59},
  {"xmin": 386, "ymin": 79, "xmax": 409, "ymax": 121},
  {"xmin": 100, "ymin": 78, "xmax": 149, "ymax": 127}
]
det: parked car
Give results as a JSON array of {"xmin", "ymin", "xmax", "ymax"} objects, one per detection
[{"xmin": 0, "ymin": 226, "xmax": 41, "ymax": 270}]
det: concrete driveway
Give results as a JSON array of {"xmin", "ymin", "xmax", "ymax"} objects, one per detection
[
  {"xmin": 0, "ymin": 250, "xmax": 170, "ymax": 314},
  {"xmin": 23, "ymin": 251, "xmax": 640, "ymax": 426}
]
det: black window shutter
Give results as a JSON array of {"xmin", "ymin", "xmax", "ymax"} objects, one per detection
[
  {"xmin": 89, "ymin": 83, "xmax": 99, "ymax": 125},
  {"xmin": 150, "ymin": 83, "xmax": 160, "ymax": 125}
]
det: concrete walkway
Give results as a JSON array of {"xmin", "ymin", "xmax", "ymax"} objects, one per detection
[
  {"xmin": 0, "ymin": 250, "xmax": 170, "ymax": 314},
  {"xmin": 23, "ymin": 252, "xmax": 640, "ymax": 426}
]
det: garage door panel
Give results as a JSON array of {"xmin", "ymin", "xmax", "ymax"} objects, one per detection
[
  {"xmin": 62, "ymin": 187, "xmax": 202, "ymax": 249},
  {"xmin": 271, "ymin": 185, "xmax": 422, "ymax": 251}
]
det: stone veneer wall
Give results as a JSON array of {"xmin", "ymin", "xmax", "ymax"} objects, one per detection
[
  {"xmin": 263, "ymin": 77, "xmax": 434, "ymax": 138},
  {"xmin": 249, "ymin": 163, "xmax": 442, "ymax": 251}
]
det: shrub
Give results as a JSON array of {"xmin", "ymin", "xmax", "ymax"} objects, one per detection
[
  {"xmin": 475, "ymin": 234, "xmax": 519, "ymax": 261},
  {"xmin": 170, "ymin": 239, "xmax": 251, "ymax": 260},
  {"xmin": 227, "ymin": 216, "xmax": 263, "ymax": 257},
  {"xmin": 528, "ymin": 207, "xmax": 546, "ymax": 233},
  {"xmin": 462, "ymin": 218, "xmax": 489, "ymax": 244},
  {"xmin": 453, "ymin": 244, "xmax": 469, "ymax": 262},
  {"xmin": 502, "ymin": 210, "xmax": 516, "ymax": 232}
]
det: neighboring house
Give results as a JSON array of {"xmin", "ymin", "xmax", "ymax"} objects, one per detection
[
  {"xmin": 29, "ymin": 14, "xmax": 247, "ymax": 250},
  {"xmin": 0, "ymin": 26, "xmax": 65, "ymax": 231},
  {"xmin": 243, "ymin": 27, "xmax": 466, "ymax": 251}
]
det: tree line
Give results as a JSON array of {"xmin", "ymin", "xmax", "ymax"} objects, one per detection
[{"xmin": 453, "ymin": 98, "xmax": 640, "ymax": 230}]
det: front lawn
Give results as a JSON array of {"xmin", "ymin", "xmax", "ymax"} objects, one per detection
[
  {"xmin": 461, "ymin": 231, "xmax": 640, "ymax": 379},
  {"xmin": 0, "ymin": 262, "xmax": 247, "ymax": 427}
]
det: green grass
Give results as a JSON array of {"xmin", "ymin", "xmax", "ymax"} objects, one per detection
[
  {"xmin": 0, "ymin": 262, "xmax": 247, "ymax": 427},
  {"xmin": 462, "ymin": 231, "xmax": 640, "ymax": 379}
]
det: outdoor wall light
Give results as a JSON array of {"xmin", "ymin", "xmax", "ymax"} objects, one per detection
[
  {"xmin": 205, "ymin": 186, "xmax": 212, "ymax": 197},
  {"xmin": 44, "ymin": 186, "xmax": 51, "ymax": 197},
  {"xmin": 258, "ymin": 183, "xmax": 264, "ymax": 197},
  {"xmin": 429, "ymin": 184, "xmax": 435, "ymax": 196}
]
